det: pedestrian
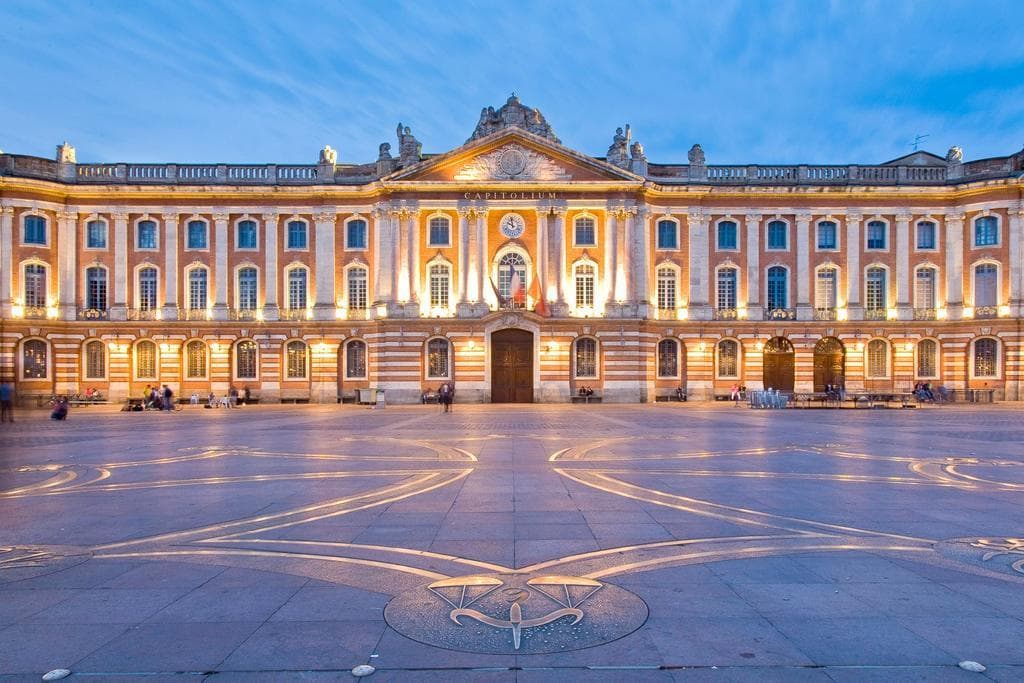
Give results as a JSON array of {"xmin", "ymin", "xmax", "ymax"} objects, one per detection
[
  {"xmin": 162, "ymin": 384, "xmax": 174, "ymax": 411},
  {"xmin": 190, "ymin": 392, "xmax": 199, "ymax": 406},
  {"xmin": 229, "ymin": 385, "xmax": 238, "ymax": 407},
  {"xmin": 731, "ymin": 383, "xmax": 741, "ymax": 405},
  {"xmin": 0, "ymin": 380, "xmax": 14, "ymax": 423},
  {"xmin": 50, "ymin": 396, "xmax": 68, "ymax": 421},
  {"xmin": 438, "ymin": 382, "xmax": 453, "ymax": 413},
  {"xmin": 242, "ymin": 385, "xmax": 251, "ymax": 405}
]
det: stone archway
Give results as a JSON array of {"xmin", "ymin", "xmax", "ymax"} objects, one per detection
[
  {"xmin": 813, "ymin": 337, "xmax": 846, "ymax": 393},
  {"xmin": 762, "ymin": 336, "xmax": 795, "ymax": 392},
  {"xmin": 490, "ymin": 328, "xmax": 534, "ymax": 403}
]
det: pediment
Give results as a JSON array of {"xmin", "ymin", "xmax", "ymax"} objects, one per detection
[{"xmin": 384, "ymin": 128, "xmax": 643, "ymax": 184}]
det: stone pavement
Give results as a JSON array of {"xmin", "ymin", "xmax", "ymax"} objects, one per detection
[{"xmin": 1, "ymin": 402, "xmax": 1023, "ymax": 681}]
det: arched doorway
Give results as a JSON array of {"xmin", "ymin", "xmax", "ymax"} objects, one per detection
[
  {"xmin": 813, "ymin": 337, "xmax": 845, "ymax": 393},
  {"xmin": 491, "ymin": 328, "xmax": 533, "ymax": 402},
  {"xmin": 762, "ymin": 336, "xmax": 795, "ymax": 392}
]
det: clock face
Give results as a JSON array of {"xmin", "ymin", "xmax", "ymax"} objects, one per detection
[{"xmin": 500, "ymin": 213, "xmax": 526, "ymax": 239}]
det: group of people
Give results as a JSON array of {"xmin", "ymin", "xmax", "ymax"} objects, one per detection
[
  {"xmin": 823, "ymin": 383, "xmax": 843, "ymax": 400},
  {"xmin": 139, "ymin": 384, "xmax": 176, "ymax": 411},
  {"xmin": 730, "ymin": 384, "xmax": 748, "ymax": 403},
  {"xmin": 577, "ymin": 386, "xmax": 597, "ymax": 398},
  {"xmin": 913, "ymin": 382, "xmax": 937, "ymax": 402},
  {"xmin": 197, "ymin": 385, "xmax": 251, "ymax": 408}
]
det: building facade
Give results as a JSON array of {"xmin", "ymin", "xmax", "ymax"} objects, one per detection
[{"xmin": 2, "ymin": 95, "xmax": 1024, "ymax": 403}]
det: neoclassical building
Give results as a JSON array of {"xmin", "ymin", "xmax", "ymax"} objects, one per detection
[{"xmin": 2, "ymin": 95, "xmax": 1023, "ymax": 402}]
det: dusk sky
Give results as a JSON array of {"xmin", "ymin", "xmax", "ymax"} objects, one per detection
[{"xmin": 2, "ymin": 1, "xmax": 1023, "ymax": 166}]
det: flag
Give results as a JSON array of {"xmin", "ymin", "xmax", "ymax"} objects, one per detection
[{"xmin": 509, "ymin": 270, "xmax": 522, "ymax": 304}]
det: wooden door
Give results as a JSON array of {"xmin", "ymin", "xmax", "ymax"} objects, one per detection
[
  {"xmin": 491, "ymin": 329, "xmax": 533, "ymax": 403},
  {"xmin": 763, "ymin": 353, "xmax": 795, "ymax": 392},
  {"xmin": 813, "ymin": 353, "xmax": 845, "ymax": 392}
]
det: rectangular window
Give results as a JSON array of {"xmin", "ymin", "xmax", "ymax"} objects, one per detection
[
  {"xmin": 866, "ymin": 221, "xmax": 887, "ymax": 249},
  {"xmin": 24, "ymin": 216, "xmax": 47, "ymax": 245},
  {"xmin": 237, "ymin": 221, "xmax": 257, "ymax": 249},
  {"xmin": 429, "ymin": 217, "xmax": 450, "ymax": 246},
  {"xmin": 815, "ymin": 268, "xmax": 837, "ymax": 310},
  {"xmin": 86, "ymin": 220, "xmax": 107, "ymax": 249},
  {"xmin": 137, "ymin": 221, "xmax": 158, "ymax": 250},
  {"xmin": 657, "ymin": 220, "xmax": 678, "ymax": 250},
  {"xmin": 974, "ymin": 217, "xmax": 998, "ymax": 247},
  {"xmin": 767, "ymin": 221, "xmax": 787, "ymax": 250},
  {"xmin": 767, "ymin": 269, "xmax": 787, "ymax": 309},
  {"xmin": 86, "ymin": 268, "xmax": 108, "ymax": 310},
  {"xmin": 287, "ymin": 221, "xmax": 307, "ymax": 249},
  {"xmin": 187, "ymin": 221, "xmax": 207, "ymax": 249},
  {"xmin": 914, "ymin": 269, "xmax": 935, "ymax": 310},
  {"xmin": 138, "ymin": 268, "xmax": 158, "ymax": 310},
  {"xmin": 347, "ymin": 220, "xmax": 367, "ymax": 249},
  {"xmin": 430, "ymin": 265, "xmax": 450, "ymax": 309},
  {"xmin": 575, "ymin": 266, "xmax": 595, "ymax": 308},
  {"xmin": 288, "ymin": 269, "xmax": 308, "ymax": 310},
  {"xmin": 24, "ymin": 264, "xmax": 47, "ymax": 308},
  {"xmin": 575, "ymin": 218, "xmax": 596, "ymax": 246},
  {"xmin": 974, "ymin": 264, "xmax": 998, "ymax": 307},
  {"xmin": 916, "ymin": 222, "xmax": 936, "ymax": 250},
  {"xmin": 657, "ymin": 269, "xmax": 676, "ymax": 311},
  {"xmin": 238, "ymin": 269, "xmax": 258, "ymax": 310},
  {"xmin": 817, "ymin": 222, "xmax": 837, "ymax": 250},
  {"xmin": 716, "ymin": 268, "xmax": 737, "ymax": 310},
  {"xmin": 188, "ymin": 269, "xmax": 208, "ymax": 310},
  {"xmin": 717, "ymin": 221, "xmax": 737, "ymax": 250},
  {"xmin": 865, "ymin": 269, "xmax": 887, "ymax": 311},
  {"xmin": 347, "ymin": 268, "xmax": 368, "ymax": 310}
]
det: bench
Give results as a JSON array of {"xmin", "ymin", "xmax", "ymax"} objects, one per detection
[
  {"xmin": 655, "ymin": 391, "xmax": 688, "ymax": 402},
  {"xmin": 336, "ymin": 394, "xmax": 357, "ymax": 404},
  {"xmin": 571, "ymin": 394, "xmax": 602, "ymax": 403},
  {"xmin": 420, "ymin": 391, "xmax": 439, "ymax": 404},
  {"xmin": 68, "ymin": 399, "xmax": 111, "ymax": 406},
  {"xmin": 280, "ymin": 397, "xmax": 310, "ymax": 404}
]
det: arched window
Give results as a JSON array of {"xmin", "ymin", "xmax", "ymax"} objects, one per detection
[
  {"xmin": 86, "ymin": 267, "xmax": 108, "ymax": 310},
  {"xmin": 766, "ymin": 266, "xmax": 787, "ymax": 310},
  {"xmin": 24, "ymin": 215, "xmax": 47, "ymax": 245},
  {"xmin": 657, "ymin": 339, "xmax": 679, "ymax": 378},
  {"xmin": 974, "ymin": 263, "xmax": 998, "ymax": 307},
  {"xmin": 84, "ymin": 340, "xmax": 106, "ymax": 380},
  {"xmin": 973, "ymin": 338, "xmax": 998, "ymax": 378},
  {"xmin": 286, "ymin": 220, "xmax": 307, "ymax": 249},
  {"xmin": 866, "ymin": 339, "xmax": 888, "ymax": 378},
  {"xmin": 287, "ymin": 267, "xmax": 308, "ymax": 310},
  {"xmin": 426, "ymin": 338, "xmax": 451, "ymax": 379},
  {"xmin": 188, "ymin": 267, "xmax": 208, "ymax": 310},
  {"xmin": 766, "ymin": 220, "xmax": 787, "ymax": 250},
  {"xmin": 346, "ymin": 219, "xmax": 367, "ymax": 249},
  {"xmin": 186, "ymin": 220, "xmax": 207, "ymax": 249},
  {"xmin": 716, "ymin": 267, "xmax": 737, "ymax": 310},
  {"xmin": 574, "ymin": 262, "xmax": 595, "ymax": 308},
  {"xmin": 974, "ymin": 216, "xmax": 998, "ymax": 247},
  {"xmin": 574, "ymin": 216, "xmax": 596, "ymax": 246},
  {"xmin": 914, "ymin": 267, "xmax": 937, "ymax": 311},
  {"xmin": 865, "ymin": 267, "xmax": 887, "ymax": 313},
  {"xmin": 346, "ymin": 340, "xmax": 367, "ymax": 379},
  {"xmin": 428, "ymin": 216, "xmax": 450, "ymax": 246},
  {"xmin": 866, "ymin": 220, "xmax": 887, "ymax": 250},
  {"xmin": 574, "ymin": 338, "xmax": 598, "ymax": 378},
  {"xmin": 138, "ymin": 267, "xmax": 158, "ymax": 311},
  {"xmin": 237, "ymin": 220, "xmax": 257, "ymax": 249},
  {"xmin": 235, "ymin": 340, "xmax": 258, "ymax": 379},
  {"xmin": 815, "ymin": 267, "xmax": 838, "ymax": 311},
  {"xmin": 185, "ymin": 340, "xmax": 207, "ymax": 379},
  {"xmin": 656, "ymin": 267, "xmax": 677, "ymax": 311},
  {"xmin": 717, "ymin": 221, "xmax": 737, "ymax": 250},
  {"xmin": 22, "ymin": 339, "xmax": 48, "ymax": 379},
  {"xmin": 497, "ymin": 252, "xmax": 528, "ymax": 307},
  {"xmin": 347, "ymin": 266, "xmax": 368, "ymax": 310},
  {"xmin": 286, "ymin": 340, "xmax": 308, "ymax": 379},
  {"xmin": 429, "ymin": 263, "xmax": 450, "ymax": 309},
  {"xmin": 657, "ymin": 220, "xmax": 678, "ymax": 250},
  {"xmin": 717, "ymin": 340, "xmax": 738, "ymax": 378},
  {"xmin": 817, "ymin": 221, "xmax": 837, "ymax": 250},
  {"xmin": 237, "ymin": 267, "xmax": 258, "ymax": 310},
  {"xmin": 86, "ymin": 220, "xmax": 107, "ymax": 249},
  {"xmin": 916, "ymin": 221, "xmax": 937, "ymax": 250},
  {"xmin": 23, "ymin": 263, "xmax": 47, "ymax": 309},
  {"xmin": 916, "ymin": 339, "xmax": 937, "ymax": 379},
  {"xmin": 135, "ymin": 340, "xmax": 157, "ymax": 380},
  {"xmin": 137, "ymin": 220, "xmax": 158, "ymax": 250}
]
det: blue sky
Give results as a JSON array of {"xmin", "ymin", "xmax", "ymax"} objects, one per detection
[{"xmin": 2, "ymin": 1, "xmax": 1023, "ymax": 165}]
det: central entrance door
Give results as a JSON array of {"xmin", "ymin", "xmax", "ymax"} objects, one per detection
[
  {"xmin": 762, "ymin": 336, "xmax": 795, "ymax": 392},
  {"xmin": 813, "ymin": 337, "xmax": 845, "ymax": 392},
  {"xmin": 491, "ymin": 328, "xmax": 534, "ymax": 403}
]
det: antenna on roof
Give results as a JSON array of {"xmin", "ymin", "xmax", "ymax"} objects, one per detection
[{"xmin": 910, "ymin": 134, "xmax": 930, "ymax": 151}]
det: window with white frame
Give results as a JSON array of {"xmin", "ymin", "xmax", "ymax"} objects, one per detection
[
  {"xmin": 657, "ymin": 339, "xmax": 678, "ymax": 378},
  {"xmin": 84, "ymin": 340, "xmax": 106, "ymax": 379},
  {"xmin": 657, "ymin": 220, "xmax": 678, "ymax": 250},
  {"xmin": 428, "ymin": 216, "xmax": 450, "ymax": 246},
  {"xmin": 574, "ymin": 217, "xmax": 596, "ymax": 246},
  {"xmin": 235, "ymin": 340, "xmax": 258, "ymax": 379},
  {"xmin": 717, "ymin": 267, "xmax": 737, "ymax": 310},
  {"xmin": 86, "ymin": 220, "xmax": 107, "ymax": 249},
  {"xmin": 138, "ymin": 267, "xmax": 158, "ymax": 311},
  {"xmin": 286, "ymin": 220, "xmax": 307, "ymax": 249},
  {"xmin": 574, "ymin": 338, "xmax": 598, "ymax": 378},
  {"xmin": 237, "ymin": 267, "xmax": 258, "ymax": 310},
  {"xmin": 188, "ymin": 268, "xmax": 208, "ymax": 310},
  {"xmin": 817, "ymin": 221, "xmax": 837, "ymax": 250},
  {"xmin": 916, "ymin": 339, "xmax": 937, "ymax": 378},
  {"xmin": 717, "ymin": 340, "xmax": 738, "ymax": 378},
  {"xmin": 237, "ymin": 220, "xmax": 257, "ymax": 249},
  {"xmin": 866, "ymin": 339, "xmax": 888, "ymax": 378},
  {"xmin": 24, "ymin": 215, "xmax": 47, "ymax": 245},
  {"xmin": 866, "ymin": 220, "xmax": 887, "ymax": 249},
  {"xmin": 497, "ymin": 252, "xmax": 528, "ymax": 306},
  {"xmin": 347, "ymin": 267, "xmax": 368, "ymax": 310},
  {"xmin": 717, "ymin": 221, "xmax": 737, "ymax": 250},
  {"xmin": 766, "ymin": 220, "xmax": 787, "ymax": 250},
  {"xmin": 346, "ymin": 340, "xmax": 367, "ymax": 379},
  {"xmin": 427, "ymin": 338, "xmax": 450, "ymax": 379},
  {"xmin": 185, "ymin": 340, "xmax": 207, "ymax": 379},
  {"xmin": 346, "ymin": 219, "xmax": 367, "ymax": 249},
  {"xmin": 815, "ymin": 267, "xmax": 837, "ymax": 310},
  {"xmin": 914, "ymin": 267, "xmax": 936, "ymax": 310},
  {"xmin": 86, "ymin": 267, "xmax": 108, "ymax": 310},
  {"xmin": 574, "ymin": 263, "xmax": 595, "ymax": 308},
  {"xmin": 974, "ymin": 263, "xmax": 998, "ymax": 307},
  {"xmin": 286, "ymin": 340, "xmax": 308, "ymax": 379},
  {"xmin": 865, "ymin": 267, "xmax": 887, "ymax": 312},
  {"xmin": 135, "ymin": 341, "xmax": 157, "ymax": 379},
  {"xmin": 186, "ymin": 220, "xmax": 207, "ymax": 249},
  {"xmin": 656, "ymin": 267, "xmax": 677, "ymax": 311},
  {"xmin": 23, "ymin": 263, "xmax": 47, "ymax": 308},
  {"xmin": 766, "ymin": 266, "xmax": 787, "ymax": 309},
  {"xmin": 973, "ymin": 338, "xmax": 998, "ymax": 377},
  {"xmin": 916, "ymin": 221, "xmax": 936, "ymax": 250},
  {"xmin": 429, "ymin": 263, "xmax": 450, "ymax": 309},
  {"xmin": 287, "ymin": 268, "xmax": 308, "ymax": 310},
  {"xmin": 137, "ymin": 220, "xmax": 158, "ymax": 249},
  {"xmin": 974, "ymin": 216, "xmax": 998, "ymax": 247},
  {"xmin": 22, "ymin": 339, "xmax": 48, "ymax": 379}
]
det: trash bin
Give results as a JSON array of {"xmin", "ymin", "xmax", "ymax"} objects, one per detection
[
  {"xmin": 372, "ymin": 389, "xmax": 386, "ymax": 409},
  {"xmin": 357, "ymin": 388, "xmax": 375, "ymax": 405}
]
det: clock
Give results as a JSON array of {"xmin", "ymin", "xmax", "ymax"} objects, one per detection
[{"xmin": 499, "ymin": 213, "xmax": 526, "ymax": 239}]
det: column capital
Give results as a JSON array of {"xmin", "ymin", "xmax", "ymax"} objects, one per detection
[
  {"xmin": 845, "ymin": 212, "xmax": 863, "ymax": 224},
  {"xmin": 744, "ymin": 213, "xmax": 763, "ymax": 224},
  {"xmin": 110, "ymin": 211, "xmax": 129, "ymax": 221},
  {"xmin": 212, "ymin": 212, "xmax": 230, "ymax": 222},
  {"xmin": 895, "ymin": 210, "xmax": 912, "ymax": 223},
  {"xmin": 260, "ymin": 211, "xmax": 279, "ymax": 222},
  {"xmin": 610, "ymin": 205, "xmax": 630, "ymax": 220},
  {"xmin": 161, "ymin": 211, "xmax": 180, "ymax": 222},
  {"xmin": 314, "ymin": 210, "xmax": 336, "ymax": 223},
  {"xmin": 457, "ymin": 206, "xmax": 473, "ymax": 218},
  {"xmin": 686, "ymin": 210, "xmax": 706, "ymax": 225},
  {"xmin": 470, "ymin": 207, "xmax": 489, "ymax": 220},
  {"xmin": 58, "ymin": 209, "xmax": 80, "ymax": 222},
  {"xmin": 795, "ymin": 212, "xmax": 813, "ymax": 224},
  {"xmin": 945, "ymin": 210, "xmax": 966, "ymax": 222}
]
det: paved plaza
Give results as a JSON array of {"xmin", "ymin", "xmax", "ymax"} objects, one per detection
[{"xmin": 1, "ymin": 403, "xmax": 1023, "ymax": 681}]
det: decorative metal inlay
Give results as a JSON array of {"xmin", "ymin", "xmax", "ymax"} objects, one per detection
[
  {"xmin": 385, "ymin": 573, "xmax": 647, "ymax": 654},
  {"xmin": 937, "ymin": 537, "xmax": 1024, "ymax": 577}
]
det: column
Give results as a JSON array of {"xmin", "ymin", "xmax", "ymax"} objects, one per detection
[
  {"xmin": 0, "ymin": 206, "xmax": 13, "ymax": 318},
  {"xmin": 895, "ymin": 212, "xmax": 911, "ymax": 318},
  {"xmin": 390, "ymin": 207, "xmax": 404, "ymax": 307},
  {"xmin": 550, "ymin": 207, "xmax": 568, "ymax": 314},
  {"xmin": 535, "ymin": 207, "xmax": 548, "ymax": 307},
  {"xmin": 945, "ymin": 211, "xmax": 965, "ymax": 317},
  {"xmin": 795, "ymin": 212, "xmax": 812, "ymax": 319},
  {"xmin": 687, "ymin": 210, "xmax": 710, "ymax": 319},
  {"xmin": 632, "ymin": 207, "xmax": 650, "ymax": 315},
  {"xmin": 457, "ymin": 207, "xmax": 471, "ymax": 307},
  {"xmin": 371, "ymin": 206, "xmax": 391, "ymax": 304},
  {"xmin": 211, "ymin": 212, "xmax": 229, "ymax": 320},
  {"xmin": 605, "ymin": 208, "xmax": 620, "ymax": 306},
  {"xmin": 617, "ymin": 207, "xmax": 630, "ymax": 304},
  {"xmin": 1009, "ymin": 204, "xmax": 1023, "ymax": 312},
  {"xmin": 475, "ymin": 209, "xmax": 488, "ymax": 309},
  {"xmin": 261, "ymin": 212, "xmax": 279, "ymax": 319},
  {"xmin": 313, "ymin": 210, "xmax": 336, "ymax": 320},
  {"xmin": 162, "ymin": 212, "xmax": 179, "ymax": 319},
  {"xmin": 55, "ymin": 210, "xmax": 77, "ymax": 319},
  {"xmin": 405, "ymin": 209, "xmax": 419, "ymax": 308},
  {"xmin": 745, "ymin": 214, "xmax": 762, "ymax": 319},
  {"xmin": 846, "ymin": 213, "xmax": 862, "ymax": 317},
  {"xmin": 111, "ymin": 211, "xmax": 128, "ymax": 320}
]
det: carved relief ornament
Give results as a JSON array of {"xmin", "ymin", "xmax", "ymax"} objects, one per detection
[{"xmin": 453, "ymin": 144, "xmax": 571, "ymax": 182}]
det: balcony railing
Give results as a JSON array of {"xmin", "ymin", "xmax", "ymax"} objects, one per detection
[
  {"xmin": 22, "ymin": 305, "xmax": 48, "ymax": 319},
  {"xmin": 178, "ymin": 308, "xmax": 210, "ymax": 321},
  {"xmin": 279, "ymin": 308, "xmax": 310, "ymax": 321},
  {"xmin": 343, "ymin": 308, "xmax": 371, "ymax": 320},
  {"xmin": 78, "ymin": 308, "xmax": 109, "ymax": 320},
  {"xmin": 713, "ymin": 308, "xmax": 738, "ymax": 320},
  {"xmin": 814, "ymin": 308, "xmax": 838, "ymax": 321},
  {"xmin": 864, "ymin": 308, "xmax": 888, "ymax": 321},
  {"xmin": 127, "ymin": 307, "xmax": 161, "ymax": 320},
  {"xmin": 913, "ymin": 308, "xmax": 937, "ymax": 320},
  {"xmin": 974, "ymin": 305, "xmax": 998, "ymax": 319},
  {"xmin": 228, "ymin": 308, "xmax": 260, "ymax": 321},
  {"xmin": 763, "ymin": 307, "xmax": 796, "ymax": 320}
]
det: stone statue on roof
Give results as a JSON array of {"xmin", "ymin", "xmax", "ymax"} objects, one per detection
[
  {"xmin": 946, "ymin": 146, "xmax": 964, "ymax": 163},
  {"xmin": 607, "ymin": 125, "xmax": 632, "ymax": 168},
  {"xmin": 688, "ymin": 143, "xmax": 706, "ymax": 166},
  {"xmin": 396, "ymin": 123, "xmax": 422, "ymax": 166},
  {"xmin": 319, "ymin": 145, "xmax": 337, "ymax": 165},
  {"xmin": 467, "ymin": 94, "xmax": 560, "ymax": 143}
]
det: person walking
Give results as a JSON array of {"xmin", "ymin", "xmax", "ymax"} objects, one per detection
[
  {"xmin": 438, "ymin": 382, "xmax": 453, "ymax": 414},
  {"xmin": 162, "ymin": 384, "xmax": 174, "ymax": 411},
  {"xmin": 0, "ymin": 380, "xmax": 14, "ymax": 423}
]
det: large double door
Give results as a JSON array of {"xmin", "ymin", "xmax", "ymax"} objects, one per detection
[
  {"xmin": 762, "ymin": 336, "xmax": 795, "ymax": 392},
  {"xmin": 491, "ymin": 329, "xmax": 534, "ymax": 403}
]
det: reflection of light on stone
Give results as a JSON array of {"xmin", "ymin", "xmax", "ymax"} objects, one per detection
[
  {"xmin": 467, "ymin": 267, "xmax": 479, "ymax": 302},
  {"xmin": 46, "ymin": 306, "xmax": 59, "ymax": 319},
  {"xmin": 546, "ymin": 285, "xmax": 557, "ymax": 303},
  {"xmin": 376, "ymin": 304, "xmax": 388, "ymax": 318},
  {"xmin": 676, "ymin": 308, "xmax": 688, "ymax": 320},
  {"xmin": 614, "ymin": 265, "xmax": 627, "ymax": 302},
  {"xmin": 962, "ymin": 307, "xmax": 974, "ymax": 318},
  {"xmin": 336, "ymin": 307, "xmax": 347, "ymax": 319},
  {"xmin": 887, "ymin": 307, "xmax": 898, "ymax": 320},
  {"xmin": 736, "ymin": 307, "xmax": 747, "ymax": 319},
  {"xmin": 397, "ymin": 269, "xmax": 410, "ymax": 303},
  {"xmin": 936, "ymin": 307, "xmax": 948, "ymax": 319},
  {"xmin": 837, "ymin": 308, "xmax": 849, "ymax": 321},
  {"xmin": 11, "ymin": 304, "xmax": 24, "ymax": 317},
  {"xmin": 998, "ymin": 305, "xmax": 1011, "ymax": 317}
]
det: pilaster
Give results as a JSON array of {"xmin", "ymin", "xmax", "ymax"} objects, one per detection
[
  {"xmin": 161, "ymin": 212, "xmax": 179, "ymax": 319},
  {"xmin": 1009, "ymin": 204, "xmax": 1023, "ymax": 313},
  {"xmin": 945, "ymin": 210, "xmax": 965, "ymax": 318},
  {"xmin": 795, "ymin": 212, "xmax": 812, "ymax": 319},
  {"xmin": 110, "ymin": 211, "xmax": 128, "ymax": 320},
  {"xmin": 261, "ymin": 212, "xmax": 279, "ymax": 320},
  {"xmin": 457, "ymin": 207, "xmax": 471, "ymax": 306},
  {"xmin": 211, "ymin": 212, "xmax": 230, "ymax": 320},
  {"xmin": 632, "ymin": 206, "xmax": 650, "ymax": 318},
  {"xmin": 0, "ymin": 206, "xmax": 12, "ymax": 318},
  {"xmin": 551, "ymin": 207, "xmax": 568, "ymax": 314},
  {"xmin": 371, "ymin": 206, "xmax": 392, "ymax": 305},
  {"xmin": 56, "ymin": 210, "xmax": 78, "ymax": 319},
  {"xmin": 405, "ymin": 207, "xmax": 420, "ymax": 307},
  {"xmin": 744, "ymin": 214, "xmax": 762, "ymax": 319},
  {"xmin": 846, "ymin": 212, "xmax": 862, "ymax": 318},
  {"xmin": 313, "ymin": 209, "xmax": 337, "ymax": 320},
  {"xmin": 535, "ymin": 206, "xmax": 548, "ymax": 309},
  {"xmin": 895, "ymin": 211, "xmax": 911, "ymax": 319},
  {"xmin": 687, "ymin": 210, "xmax": 710, "ymax": 320},
  {"xmin": 475, "ymin": 208, "xmax": 488, "ymax": 311}
]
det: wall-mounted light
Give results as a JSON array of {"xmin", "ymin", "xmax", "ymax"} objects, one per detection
[
  {"xmin": 836, "ymin": 308, "xmax": 849, "ymax": 321},
  {"xmin": 736, "ymin": 307, "xmax": 748, "ymax": 319},
  {"xmin": 998, "ymin": 305, "xmax": 1011, "ymax": 317},
  {"xmin": 903, "ymin": 342, "xmax": 913, "ymax": 352},
  {"xmin": 755, "ymin": 340, "xmax": 764, "ymax": 352},
  {"xmin": 962, "ymin": 307, "xmax": 974, "ymax": 318},
  {"xmin": 676, "ymin": 308, "xmax": 689, "ymax": 321},
  {"xmin": 936, "ymin": 307, "xmax": 948, "ymax": 320},
  {"xmin": 886, "ymin": 308, "xmax": 898, "ymax": 320},
  {"xmin": 696, "ymin": 341, "xmax": 706, "ymax": 353},
  {"xmin": 11, "ymin": 304, "xmax": 24, "ymax": 318},
  {"xmin": 46, "ymin": 306, "xmax": 59, "ymax": 319},
  {"xmin": 466, "ymin": 340, "xmax": 477, "ymax": 351}
]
